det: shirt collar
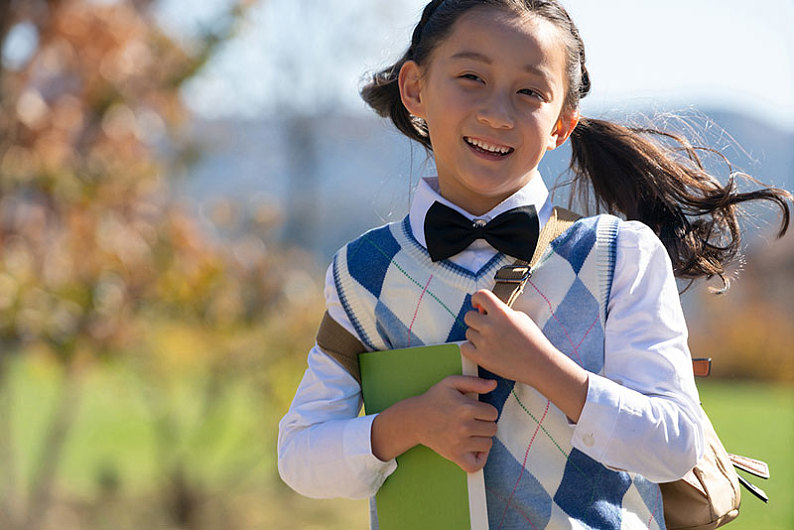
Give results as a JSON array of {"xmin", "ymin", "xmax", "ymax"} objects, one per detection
[{"xmin": 409, "ymin": 175, "xmax": 554, "ymax": 249}]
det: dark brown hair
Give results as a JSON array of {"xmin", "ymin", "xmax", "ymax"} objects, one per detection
[{"xmin": 361, "ymin": 0, "xmax": 792, "ymax": 287}]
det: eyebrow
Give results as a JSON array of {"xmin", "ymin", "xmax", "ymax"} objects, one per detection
[{"xmin": 450, "ymin": 51, "xmax": 549, "ymax": 78}]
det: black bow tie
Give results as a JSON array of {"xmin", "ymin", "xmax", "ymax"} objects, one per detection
[{"xmin": 423, "ymin": 202, "xmax": 539, "ymax": 262}]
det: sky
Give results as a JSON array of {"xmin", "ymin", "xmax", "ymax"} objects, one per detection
[{"xmin": 155, "ymin": 0, "xmax": 794, "ymax": 130}]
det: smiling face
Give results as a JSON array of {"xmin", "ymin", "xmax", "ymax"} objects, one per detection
[{"xmin": 399, "ymin": 8, "xmax": 578, "ymax": 215}]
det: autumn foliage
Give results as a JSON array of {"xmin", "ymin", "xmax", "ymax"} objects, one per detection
[
  {"xmin": 0, "ymin": 1, "xmax": 325, "ymax": 529},
  {"xmin": 1, "ymin": 0, "xmax": 243, "ymax": 358}
]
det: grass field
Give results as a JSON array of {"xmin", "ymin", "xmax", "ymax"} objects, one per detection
[
  {"xmin": 696, "ymin": 380, "xmax": 794, "ymax": 529},
  {"xmin": 5, "ymin": 357, "xmax": 793, "ymax": 529}
]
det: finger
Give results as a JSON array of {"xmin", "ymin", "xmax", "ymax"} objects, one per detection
[
  {"xmin": 467, "ymin": 435, "xmax": 494, "ymax": 454},
  {"xmin": 473, "ymin": 403, "xmax": 499, "ymax": 423},
  {"xmin": 472, "ymin": 450, "xmax": 490, "ymax": 469},
  {"xmin": 471, "ymin": 449, "xmax": 490, "ymax": 469},
  {"xmin": 445, "ymin": 375, "xmax": 497, "ymax": 395},
  {"xmin": 460, "ymin": 448, "xmax": 490, "ymax": 472},
  {"xmin": 460, "ymin": 340, "xmax": 477, "ymax": 362},
  {"xmin": 463, "ymin": 327, "xmax": 480, "ymax": 344},
  {"xmin": 466, "ymin": 401, "xmax": 498, "ymax": 423},
  {"xmin": 469, "ymin": 290, "xmax": 491, "ymax": 316},
  {"xmin": 460, "ymin": 340, "xmax": 489, "ymax": 369},
  {"xmin": 471, "ymin": 289, "xmax": 506, "ymax": 315},
  {"xmin": 469, "ymin": 418, "xmax": 498, "ymax": 437},
  {"xmin": 472, "ymin": 298, "xmax": 488, "ymax": 314},
  {"xmin": 463, "ymin": 309, "xmax": 484, "ymax": 328}
]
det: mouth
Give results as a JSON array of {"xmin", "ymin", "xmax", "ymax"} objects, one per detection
[{"xmin": 464, "ymin": 136, "xmax": 515, "ymax": 158}]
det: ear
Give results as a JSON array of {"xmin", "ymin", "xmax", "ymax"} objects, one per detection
[
  {"xmin": 398, "ymin": 60, "xmax": 426, "ymax": 119},
  {"xmin": 547, "ymin": 109, "xmax": 580, "ymax": 151}
]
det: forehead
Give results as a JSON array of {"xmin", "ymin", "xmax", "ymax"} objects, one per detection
[{"xmin": 429, "ymin": 7, "xmax": 568, "ymax": 80}]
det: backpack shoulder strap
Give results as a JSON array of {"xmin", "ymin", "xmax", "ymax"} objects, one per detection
[
  {"xmin": 316, "ymin": 310, "xmax": 366, "ymax": 383},
  {"xmin": 492, "ymin": 207, "xmax": 582, "ymax": 307}
]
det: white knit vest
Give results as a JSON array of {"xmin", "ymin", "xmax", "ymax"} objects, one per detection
[{"xmin": 334, "ymin": 215, "xmax": 665, "ymax": 529}]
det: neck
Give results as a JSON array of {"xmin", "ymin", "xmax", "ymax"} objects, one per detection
[{"xmin": 437, "ymin": 169, "xmax": 541, "ymax": 217}]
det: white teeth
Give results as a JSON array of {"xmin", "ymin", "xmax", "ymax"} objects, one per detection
[{"xmin": 466, "ymin": 137, "xmax": 512, "ymax": 155}]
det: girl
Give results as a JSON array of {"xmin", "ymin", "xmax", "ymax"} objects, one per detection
[{"xmin": 278, "ymin": 0, "xmax": 791, "ymax": 528}]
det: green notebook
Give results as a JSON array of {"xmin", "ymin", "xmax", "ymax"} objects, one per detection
[{"xmin": 359, "ymin": 342, "xmax": 489, "ymax": 530}]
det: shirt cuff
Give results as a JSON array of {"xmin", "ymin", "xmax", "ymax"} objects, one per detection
[
  {"xmin": 571, "ymin": 374, "xmax": 623, "ymax": 466},
  {"xmin": 345, "ymin": 413, "xmax": 398, "ymax": 488}
]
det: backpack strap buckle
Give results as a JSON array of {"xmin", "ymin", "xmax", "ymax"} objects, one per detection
[{"xmin": 493, "ymin": 264, "xmax": 532, "ymax": 307}]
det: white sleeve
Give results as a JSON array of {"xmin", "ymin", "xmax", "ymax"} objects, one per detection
[
  {"xmin": 571, "ymin": 221, "xmax": 705, "ymax": 483},
  {"xmin": 277, "ymin": 264, "xmax": 397, "ymax": 499}
]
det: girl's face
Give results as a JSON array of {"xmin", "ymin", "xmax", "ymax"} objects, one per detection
[{"xmin": 399, "ymin": 8, "xmax": 577, "ymax": 215}]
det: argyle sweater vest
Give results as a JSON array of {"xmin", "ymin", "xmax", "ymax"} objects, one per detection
[{"xmin": 333, "ymin": 215, "xmax": 666, "ymax": 529}]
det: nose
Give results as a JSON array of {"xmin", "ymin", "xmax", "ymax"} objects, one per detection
[{"xmin": 476, "ymin": 92, "xmax": 514, "ymax": 129}]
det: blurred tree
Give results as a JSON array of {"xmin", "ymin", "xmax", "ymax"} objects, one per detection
[{"xmin": 0, "ymin": 1, "xmax": 309, "ymax": 529}]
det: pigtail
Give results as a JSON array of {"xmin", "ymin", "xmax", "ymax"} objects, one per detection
[
  {"xmin": 360, "ymin": 0, "xmax": 448, "ymax": 150},
  {"xmin": 360, "ymin": 55, "xmax": 429, "ymax": 148},
  {"xmin": 569, "ymin": 117, "xmax": 792, "ymax": 287},
  {"xmin": 558, "ymin": 0, "xmax": 791, "ymax": 288}
]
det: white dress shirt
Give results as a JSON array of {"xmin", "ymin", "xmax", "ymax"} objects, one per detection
[{"xmin": 278, "ymin": 176, "xmax": 704, "ymax": 499}]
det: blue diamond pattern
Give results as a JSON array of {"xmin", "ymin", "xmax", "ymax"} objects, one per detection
[
  {"xmin": 633, "ymin": 475, "xmax": 666, "ymax": 528},
  {"xmin": 551, "ymin": 217, "xmax": 598, "ymax": 274},
  {"xmin": 446, "ymin": 293, "xmax": 472, "ymax": 343},
  {"xmin": 485, "ymin": 437, "xmax": 553, "ymax": 529},
  {"xmin": 554, "ymin": 448, "xmax": 631, "ymax": 529},
  {"xmin": 541, "ymin": 277, "xmax": 604, "ymax": 373},
  {"xmin": 374, "ymin": 300, "xmax": 424, "ymax": 350},
  {"xmin": 346, "ymin": 225, "xmax": 401, "ymax": 299}
]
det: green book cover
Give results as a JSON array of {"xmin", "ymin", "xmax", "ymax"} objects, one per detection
[{"xmin": 359, "ymin": 343, "xmax": 489, "ymax": 530}]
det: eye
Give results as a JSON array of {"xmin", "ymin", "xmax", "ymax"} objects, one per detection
[
  {"xmin": 518, "ymin": 88, "xmax": 545, "ymax": 101},
  {"xmin": 459, "ymin": 73, "xmax": 483, "ymax": 83}
]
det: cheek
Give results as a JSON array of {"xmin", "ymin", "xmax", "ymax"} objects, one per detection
[
  {"xmin": 528, "ymin": 113, "xmax": 562, "ymax": 146},
  {"xmin": 425, "ymin": 107, "xmax": 462, "ymax": 145},
  {"xmin": 521, "ymin": 120, "xmax": 554, "ymax": 148}
]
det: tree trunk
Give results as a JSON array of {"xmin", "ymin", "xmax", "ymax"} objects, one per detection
[
  {"xmin": 25, "ymin": 358, "xmax": 83, "ymax": 530},
  {"xmin": 0, "ymin": 352, "xmax": 21, "ymax": 530}
]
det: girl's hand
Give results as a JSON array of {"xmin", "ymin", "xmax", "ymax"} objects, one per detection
[
  {"xmin": 414, "ymin": 375, "xmax": 498, "ymax": 472},
  {"xmin": 462, "ymin": 289, "xmax": 553, "ymax": 383},
  {"xmin": 371, "ymin": 375, "xmax": 498, "ymax": 473},
  {"xmin": 461, "ymin": 289, "xmax": 589, "ymax": 423}
]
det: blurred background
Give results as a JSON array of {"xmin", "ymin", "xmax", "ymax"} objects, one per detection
[{"xmin": 0, "ymin": 0, "xmax": 791, "ymax": 529}]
